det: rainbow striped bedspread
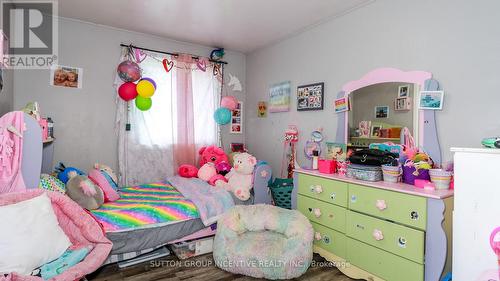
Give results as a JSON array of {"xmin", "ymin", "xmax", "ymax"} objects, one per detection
[{"xmin": 91, "ymin": 182, "xmax": 200, "ymax": 233}]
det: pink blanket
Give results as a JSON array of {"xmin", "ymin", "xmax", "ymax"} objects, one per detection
[
  {"xmin": 0, "ymin": 111, "xmax": 25, "ymax": 194},
  {"xmin": 0, "ymin": 190, "xmax": 112, "ymax": 281}
]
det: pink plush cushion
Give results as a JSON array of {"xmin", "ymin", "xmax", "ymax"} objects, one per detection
[
  {"xmin": 88, "ymin": 169, "xmax": 120, "ymax": 202},
  {"xmin": 0, "ymin": 190, "xmax": 112, "ymax": 281}
]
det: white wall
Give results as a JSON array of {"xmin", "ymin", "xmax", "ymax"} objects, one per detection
[
  {"xmin": 13, "ymin": 18, "xmax": 246, "ymax": 172},
  {"xmin": 246, "ymin": 0, "xmax": 500, "ymax": 175},
  {"xmin": 0, "ymin": 70, "xmax": 14, "ymax": 116}
]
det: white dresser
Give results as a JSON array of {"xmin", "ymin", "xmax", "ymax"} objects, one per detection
[{"xmin": 452, "ymin": 148, "xmax": 500, "ymax": 281}]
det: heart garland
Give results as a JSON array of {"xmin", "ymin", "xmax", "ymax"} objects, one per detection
[
  {"xmin": 134, "ymin": 48, "xmax": 147, "ymax": 63},
  {"xmin": 162, "ymin": 58, "xmax": 174, "ymax": 73},
  {"xmin": 213, "ymin": 64, "xmax": 221, "ymax": 76},
  {"xmin": 196, "ymin": 59, "xmax": 207, "ymax": 72}
]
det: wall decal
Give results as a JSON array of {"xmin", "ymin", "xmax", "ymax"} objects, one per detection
[
  {"xmin": 258, "ymin": 101, "xmax": 267, "ymax": 117},
  {"xmin": 227, "ymin": 73, "xmax": 242, "ymax": 92}
]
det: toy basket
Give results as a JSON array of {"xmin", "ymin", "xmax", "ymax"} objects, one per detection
[{"xmin": 269, "ymin": 178, "xmax": 294, "ymax": 209}]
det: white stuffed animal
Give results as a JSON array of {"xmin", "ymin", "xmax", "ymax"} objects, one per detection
[{"xmin": 216, "ymin": 152, "xmax": 257, "ymax": 201}]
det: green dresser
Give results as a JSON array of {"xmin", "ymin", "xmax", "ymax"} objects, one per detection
[{"xmin": 294, "ymin": 170, "xmax": 454, "ymax": 281}]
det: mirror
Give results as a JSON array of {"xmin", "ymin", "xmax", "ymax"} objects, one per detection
[
  {"xmin": 335, "ymin": 68, "xmax": 443, "ymax": 164},
  {"xmin": 348, "ymin": 82, "xmax": 417, "ymax": 148}
]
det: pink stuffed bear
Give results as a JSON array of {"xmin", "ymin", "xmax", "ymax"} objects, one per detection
[
  {"xmin": 216, "ymin": 152, "xmax": 257, "ymax": 201},
  {"xmin": 178, "ymin": 145, "xmax": 229, "ymax": 185}
]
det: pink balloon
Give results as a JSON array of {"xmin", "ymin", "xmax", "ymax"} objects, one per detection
[{"xmin": 221, "ymin": 96, "xmax": 238, "ymax": 110}]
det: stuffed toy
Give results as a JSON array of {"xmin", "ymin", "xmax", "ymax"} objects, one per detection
[
  {"xmin": 94, "ymin": 163, "xmax": 118, "ymax": 188},
  {"xmin": 216, "ymin": 152, "xmax": 257, "ymax": 201},
  {"xmin": 65, "ymin": 171, "xmax": 104, "ymax": 210},
  {"xmin": 178, "ymin": 145, "xmax": 229, "ymax": 185}
]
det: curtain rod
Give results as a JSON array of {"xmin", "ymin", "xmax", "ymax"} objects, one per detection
[{"xmin": 120, "ymin": 44, "xmax": 228, "ymax": 65}]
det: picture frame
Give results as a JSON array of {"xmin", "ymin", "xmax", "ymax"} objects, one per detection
[
  {"xmin": 269, "ymin": 81, "xmax": 291, "ymax": 113},
  {"xmin": 395, "ymin": 97, "xmax": 412, "ymax": 111},
  {"xmin": 297, "ymin": 82, "xmax": 324, "ymax": 111},
  {"xmin": 334, "ymin": 97, "xmax": 349, "ymax": 113},
  {"xmin": 50, "ymin": 65, "xmax": 83, "ymax": 89},
  {"xmin": 325, "ymin": 142, "xmax": 347, "ymax": 161},
  {"xmin": 371, "ymin": 125, "xmax": 383, "ymax": 138},
  {"xmin": 230, "ymin": 101, "xmax": 243, "ymax": 134},
  {"xmin": 419, "ymin": 91, "xmax": 444, "ymax": 110},
  {"xmin": 398, "ymin": 84, "xmax": 410, "ymax": 98},
  {"xmin": 375, "ymin": 105, "xmax": 389, "ymax": 118},
  {"xmin": 230, "ymin": 143, "xmax": 246, "ymax": 152}
]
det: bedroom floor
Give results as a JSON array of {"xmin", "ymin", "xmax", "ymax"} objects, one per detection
[{"xmin": 87, "ymin": 253, "xmax": 355, "ymax": 281}]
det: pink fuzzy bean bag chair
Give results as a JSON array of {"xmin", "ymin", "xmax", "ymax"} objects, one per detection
[{"xmin": 0, "ymin": 190, "xmax": 112, "ymax": 281}]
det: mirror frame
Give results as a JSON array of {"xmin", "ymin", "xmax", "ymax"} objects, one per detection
[{"xmin": 335, "ymin": 67, "xmax": 442, "ymax": 164}]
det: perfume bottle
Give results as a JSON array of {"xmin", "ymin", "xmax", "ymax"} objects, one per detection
[{"xmin": 312, "ymin": 150, "xmax": 319, "ymax": 170}]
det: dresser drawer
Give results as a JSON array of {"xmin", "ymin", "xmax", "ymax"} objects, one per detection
[
  {"xmin": 297, "ymin": 195, "xmax": 346, "ymax": 233},
  {"xmin": 347, "ymin": 238, "xmax": 424, "ymax": 281},
  {"xmin": 346, "ymin": 211, "xmax": 424, "ymax": 264},
  {"xmin": 348, "ymin": 184, "xmax": 427, "ymax": 230},
  {"xmin": 297, "ymin": 174, "xmax": 348, "ymax": 207},
  {"xmin": 311, "ymin": 222, "xmax": 346, "ymax": 258}
]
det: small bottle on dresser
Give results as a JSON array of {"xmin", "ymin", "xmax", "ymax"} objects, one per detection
[{"xmin": 312, "ymin": 150, "xmax": 319, "ymax": 170}]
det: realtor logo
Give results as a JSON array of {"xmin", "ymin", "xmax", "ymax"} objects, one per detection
[{"xmin": 1, "ymin": 0, "xmax": 58, "ymax": 68}]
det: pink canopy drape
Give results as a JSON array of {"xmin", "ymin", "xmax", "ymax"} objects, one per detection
[{"xmin": 173, "ymin": 54, "xmax": 197, "ymax": 169}]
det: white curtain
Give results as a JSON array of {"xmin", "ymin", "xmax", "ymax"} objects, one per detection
[{"xmin": 115, "ymin": 48, "xmax": 220, "ymax": 186}]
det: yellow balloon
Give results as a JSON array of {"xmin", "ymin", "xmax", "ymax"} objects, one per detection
[{"xmin": 136, "ymin": 79, "xmax": 155, "ymax": 98}]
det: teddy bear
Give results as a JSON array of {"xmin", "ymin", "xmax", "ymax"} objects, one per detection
[
  {"xmin": 178, "ymin": 145, "xmax": 229, "ymax": 185},
  {"xmin": 216, "ymin": 152, "xmax": 257, "ymax": 201}
]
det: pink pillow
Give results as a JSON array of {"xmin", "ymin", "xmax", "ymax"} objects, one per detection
[{"xmin": 88, "ymin": 169, "xmax": 120, "ymax": 202}]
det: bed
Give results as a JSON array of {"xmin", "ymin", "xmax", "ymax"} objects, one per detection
[{"xmin": 18, "ymin": 114, "xmax": 273, "ymax": 265}]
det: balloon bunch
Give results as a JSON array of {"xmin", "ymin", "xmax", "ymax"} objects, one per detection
[
  {"xmin": 214, "ymin": 96, "xmax": 238, "ymax": 125},
  {"xmin": 116, "ymin": 60, "xmax": 157, "ymax": 111}
]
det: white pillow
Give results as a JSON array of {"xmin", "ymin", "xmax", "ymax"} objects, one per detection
[{"xmin": 0, "ymin": 193, "xmax": 72, "ymax": 275}]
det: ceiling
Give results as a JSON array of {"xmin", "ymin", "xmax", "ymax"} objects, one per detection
[{"xmin": 58, "ymin": 0, "xmax": 373, "ymax": 53}]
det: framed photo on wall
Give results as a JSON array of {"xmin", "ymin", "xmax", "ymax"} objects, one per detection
[
  {"xmin": 50, "ymin": 65, "xmax": 83, "ymax": 89},
  {"xmin": 269, "ymin": 81, "xmax": 291, "ymax": 113},
  {"xmin": 334, "ymin": 97, "xmax": 349, "ymax": 113},
  {"xmin": 230, "ymin": 101, "xmax": 243, "ymax": 134},
  {"xmin": 419, "ymin": 91, "xmax": 444, "ymax": 110},
  {"xmin": 297, "ymin": 82, "xmax": 324, "ymax": 111},
  {"xmin": 230, "ymin": 143, "xmax": 246, "ymax": 152},
  {"xmin": 395, "ymin": 97, "xmax": 411, "ymax": 111},
  {"xmin": 371, "ymin": 125, "xmax": 382, "ymax": 137},
  {"xmin": 375, "ymin": 105, "xmax": 389, "ymax": 118},
  {"xmin": 398, "ymin": 85, "xmax": 410, "ymax": 97}
]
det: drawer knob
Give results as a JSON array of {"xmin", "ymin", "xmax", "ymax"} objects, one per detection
[
  {"xmin": 314, "ymin": 185, "xmax": 323, "ymax": 194},
  {"xmin": 313, "ymin": 208, "xmax": 322, "ymax": 218},
  {"xmin": 372, "ymin": 229, "xmax": 384, "ymax": 241},
  {"xmin": 315, "ymin": 232, "xmax": 322, "ymax": 241},
  {"xmin": 375, "ymin": 199, "xmax": 387, "ymax": 211}
]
